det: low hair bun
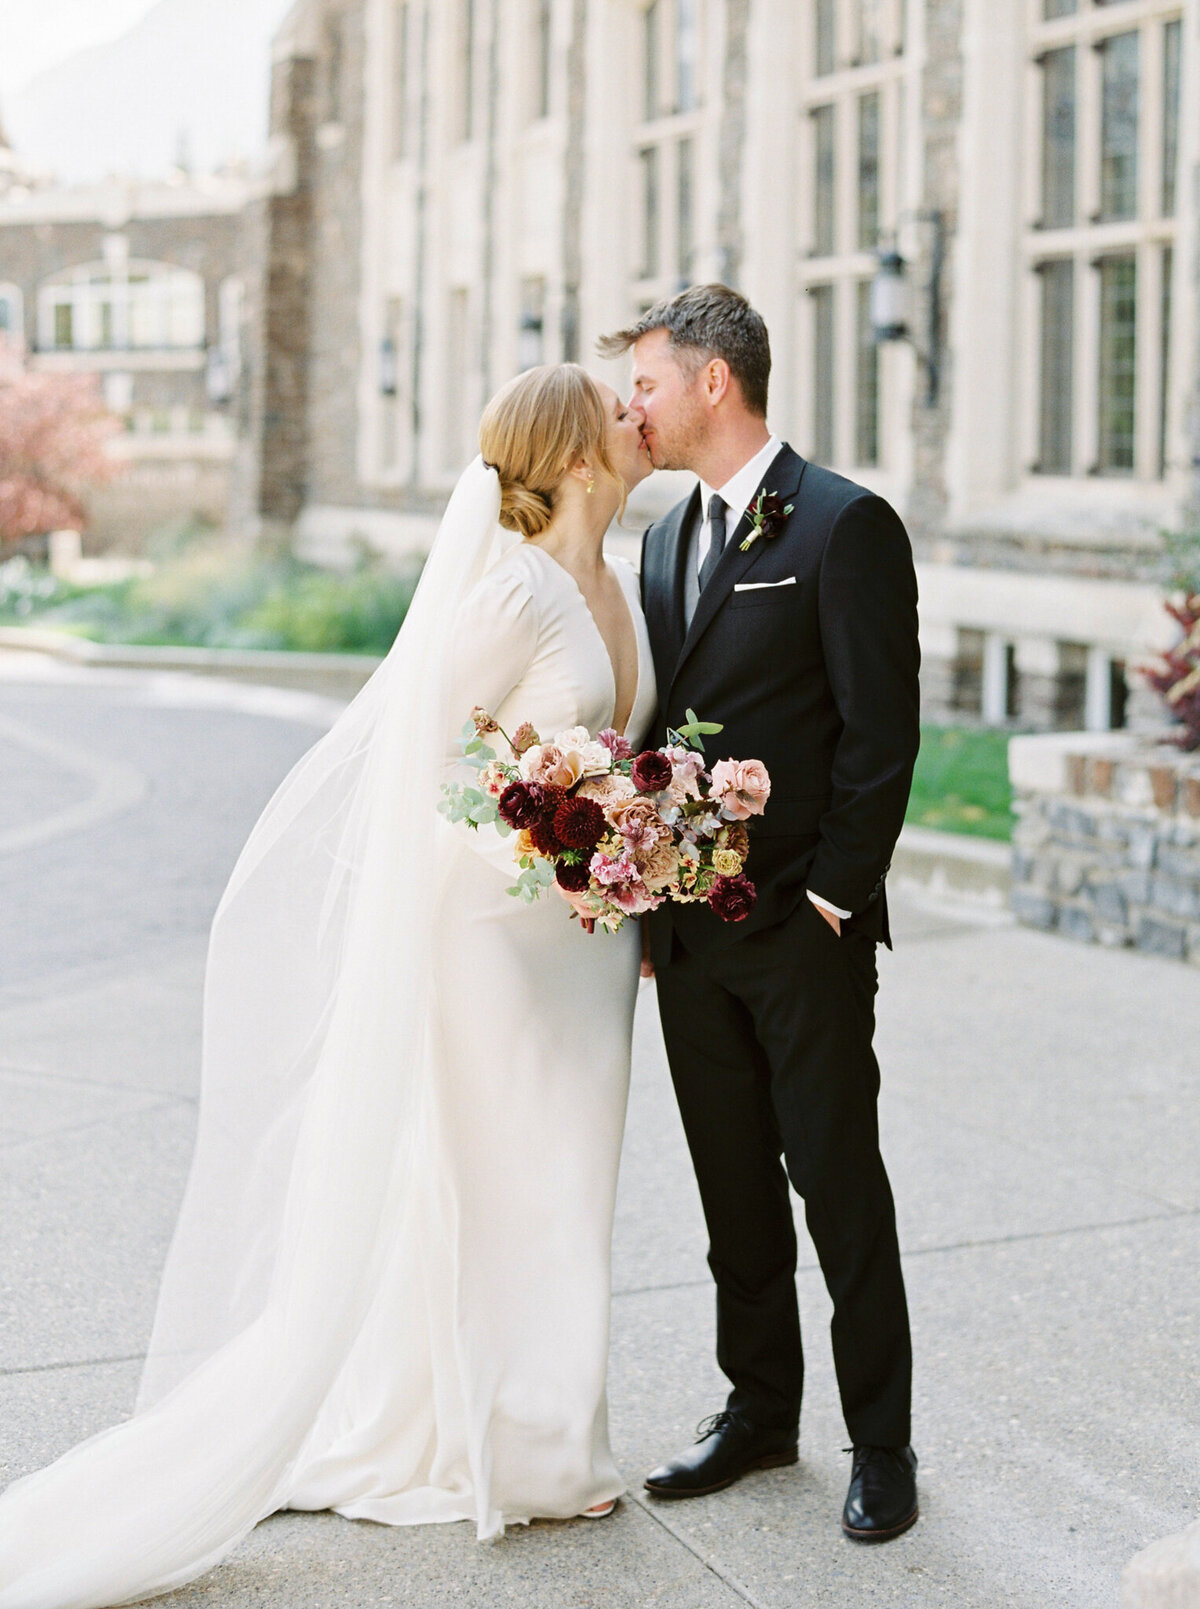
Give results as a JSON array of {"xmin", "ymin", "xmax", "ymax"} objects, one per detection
[
  {"xmin": 499, "ymin": 480, "xmax": 554, "ymax": 539},
  {"xmin": 478, "ymin": 362, "xmax": 624, "ymax": 542}
]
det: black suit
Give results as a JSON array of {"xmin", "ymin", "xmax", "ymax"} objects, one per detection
[{"xmin": 641, "ymin": 443, "xmax": 919, "ymax": 1446}]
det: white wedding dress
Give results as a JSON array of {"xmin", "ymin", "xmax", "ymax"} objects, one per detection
[{"xmin": 0, "ymin": 462, "xmax": 656, "ymax": 1608}]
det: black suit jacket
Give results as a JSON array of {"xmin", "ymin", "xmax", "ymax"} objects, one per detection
[{"xmin": 639, "ymin": 443, "xmax": 920, "ymax": 960}]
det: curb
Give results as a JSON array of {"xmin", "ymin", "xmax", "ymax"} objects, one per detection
[
  {"xmin": 891, "ymin": 823, "xmax": 1011, "ymax": 904},
  {"xmin": 0, "ymin": 627, "xmax": 1015, "ymax": 902},
  {"xmin": 0, "ymin": 628, "xmax": 381, "ymax": 701}
]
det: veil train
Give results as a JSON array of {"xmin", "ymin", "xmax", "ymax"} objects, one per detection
[{"xmin": 0, "ymin": 460, "xmax": 508, "ymax": 1609}]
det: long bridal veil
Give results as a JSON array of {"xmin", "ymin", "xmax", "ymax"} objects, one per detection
[{"xmin": 0, "ymin": 459, "xmax": 510, "ymax": 1609}]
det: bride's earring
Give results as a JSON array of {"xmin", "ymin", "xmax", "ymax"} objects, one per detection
[{"xmin": 586, "ymin": 473, "xmax": 595, "ymax": 495}]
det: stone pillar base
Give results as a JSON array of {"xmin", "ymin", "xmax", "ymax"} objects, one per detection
[{"xmin": 1122, "ymin": 1517, "xmax": 1200, "ymax": 1608}]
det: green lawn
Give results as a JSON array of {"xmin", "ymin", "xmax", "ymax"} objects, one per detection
[{"xmin": 906, "ymin": 724, "xmax": 1014, "ymax": 841}]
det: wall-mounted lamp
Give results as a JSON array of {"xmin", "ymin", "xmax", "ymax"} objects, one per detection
[
  {"xmin": 869, "ymin": 209, "xmax": 945, "ymax": 408},
  {"xmin": 379, "ymin": 336, "xmax": 398, "ymax": 397},
  {"xmin": 204, "ymin": 345, "xmax": 232, "ymax": 406},
  {"xmin": 517, "ymin": 312, "xmax": 544, "ymax": 373}
]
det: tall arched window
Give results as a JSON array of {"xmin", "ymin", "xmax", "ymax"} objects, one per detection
[{"xmin": 37, "ymin": 260, "xmax": 205, "ymax": 352}]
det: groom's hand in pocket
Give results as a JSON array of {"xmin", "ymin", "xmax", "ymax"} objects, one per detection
[
  {"xmin": 814, "ymin": 904, "xmax": 842, "ymax": 937},
  {"xmin": 639, "ymin": 916, "xmax": 655, "ymax": 978}
]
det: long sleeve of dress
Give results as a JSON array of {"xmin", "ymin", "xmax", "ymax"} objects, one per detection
[{"xmin": 441, "ymin": 565, "xmax": 541, "ymax": 880}]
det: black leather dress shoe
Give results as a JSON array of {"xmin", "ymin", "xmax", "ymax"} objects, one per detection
[
  {"xmin": 841, "ymin": 1444, "xmax": 918, "ymax": 1542},
  {"xmin": 644, "ymin": 1411, "xmax": 798, "ymax": 1498}
]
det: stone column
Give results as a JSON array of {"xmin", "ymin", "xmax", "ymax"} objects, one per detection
[
  {"xmin": 907, "ymin": 0, "xmax": 963, "ymax": 548},
  {"xmin": 714, "ymin": 0, "xmax": 750, "ymax": 289},
  {"xmin": 479, "ymin": 0, "xmax": 501, "ymax": 399},
  {"xmin": 561, "ymin": 0, "xmax": 588, "ymax": 362},
  {"xmin": 408, "ymin": 0, "xmax": 431, "ymax": 481},
  {"xmin": 250, "ymin": 50, "xmax": 318, "ymax": 536}
]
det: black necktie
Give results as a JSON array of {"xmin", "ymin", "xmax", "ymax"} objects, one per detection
[{"xmin": 698, "ymin": 493, "xmax": 728, "ymax": 591}]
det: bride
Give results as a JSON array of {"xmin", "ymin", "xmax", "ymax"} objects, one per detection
[{"xmin": 0, "ymin": 363, "xmax": 656, "ymax": 1607}]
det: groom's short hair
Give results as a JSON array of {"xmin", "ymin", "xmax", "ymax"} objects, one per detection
[{"xmin": 597, "ymin": 284, "xmax": 770, "ymax": 417}]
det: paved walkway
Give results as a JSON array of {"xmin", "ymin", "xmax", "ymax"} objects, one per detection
[{"xmin": 1, "ymin": 651, "xmax": 1197, "ymax": 1609}]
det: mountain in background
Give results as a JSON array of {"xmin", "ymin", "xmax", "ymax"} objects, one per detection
[{"xmin": 5, "ymin": 0, "xmax": 297, "ymax": 183}]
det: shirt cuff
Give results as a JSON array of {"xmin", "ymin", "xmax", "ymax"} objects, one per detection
[{"xmin": 807, "ymin": 890, "xmax": 852, "ymax": 921}]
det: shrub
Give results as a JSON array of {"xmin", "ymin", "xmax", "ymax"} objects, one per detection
[{"xmin": 0, "ymin": 541, "xmax": 423, "ymax": 656}]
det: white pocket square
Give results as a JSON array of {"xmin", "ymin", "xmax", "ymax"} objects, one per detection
[{"xmin": 733, "ymin": 577, "xmax": 797, "ymax": 592}]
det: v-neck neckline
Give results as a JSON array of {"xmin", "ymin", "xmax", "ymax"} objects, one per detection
[{"xmin": 524, "ymin": 543, "xmax": 643, "ymax": 737}]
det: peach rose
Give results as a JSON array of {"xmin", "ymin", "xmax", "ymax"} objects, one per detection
[
  {"xmin": 577, "ymin": 773, "xmax": 637, "ymax": 807},
  {"xmin": 710, "ymin": 758, "xmax": 771, "ymax": 820},
  {"xmin": 608, "ymin": 798, "xmax": 669, "ymax": 851},
  {"xmin": 638, "ymin": 838, "xmax": 680, "ymax": 892}
]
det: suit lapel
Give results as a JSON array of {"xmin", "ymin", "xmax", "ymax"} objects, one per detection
[
  {"xmin": 670, "ymin": 445, "xmax": 808, "ymax": 693},
  {"xmin": 646, "ymin": 486, "xmax": 699, "ymax": 686}
]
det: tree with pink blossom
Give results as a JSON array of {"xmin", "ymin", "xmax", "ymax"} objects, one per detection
[{"xmin": 0, "ymin": 339, "xmax": 121, "ymax": 551}]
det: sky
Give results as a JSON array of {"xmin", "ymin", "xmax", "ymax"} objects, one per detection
[{"xmin": 0, "ymin": 0, "xmax": 161, "ymax": 104}]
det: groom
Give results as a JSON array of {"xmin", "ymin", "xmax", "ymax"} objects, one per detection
[{"xmin": 598, "ymin": 285, "xmax": 921, "ymax": 1543}]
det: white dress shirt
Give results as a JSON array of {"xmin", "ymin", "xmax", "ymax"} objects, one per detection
[
  {"xmin": 694, "ymin": 434, "xmax": 851, "ymax": 925},
  {"xmin": 695, "ymin": 434, "xmax": 783, "ymax": 579}
]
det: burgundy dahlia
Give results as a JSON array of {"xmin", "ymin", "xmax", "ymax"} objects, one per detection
[
  {"xmin": 708, "ymin": 873, "xmax": 758, "ymax": 923},
  {"xmin": 630, "ymin": 749, "xmax": 674, "ymax": 793},
  {"xmin": 535, "ymin": 783, "xmax": 569, "ymax": 820},
  {"xmin": 555, "ymin": 858, "xmax": 592, "ymax": 893},
  {"xmin": 529, "ymin": 814, "xmax": 564, "ymax": 857},
  {"xmin": 498, "ymin": 781, "xmax": 543, "ymax": 830},
  {"xmin": 554, "ymin": 795, "xmax": 605, "ymax": 851}
]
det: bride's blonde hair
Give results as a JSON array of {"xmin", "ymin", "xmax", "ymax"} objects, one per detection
[{"xmin": 479, "ymin": 363, "xmax": 626, "ymax": 539}]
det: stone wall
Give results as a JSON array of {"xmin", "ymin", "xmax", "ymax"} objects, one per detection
[{"xmin": 1010, "ymin": 732, "xmax": 1200, "ymax": 964}]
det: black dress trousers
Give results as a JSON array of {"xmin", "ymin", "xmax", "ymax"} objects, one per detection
[{"xmin": 654, "ymin": 893, "xmax": 912, "ymax": 1448}]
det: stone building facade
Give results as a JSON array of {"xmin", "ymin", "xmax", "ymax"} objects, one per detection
[
  {"xmin": 0, "ymin": 118, "xmax": 250, "ymax": 545},
  {"xmin": 243, "ymin": 0, "xmax": 1200, "ymax": 729}
]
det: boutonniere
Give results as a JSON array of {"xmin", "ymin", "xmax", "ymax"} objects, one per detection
[{"xmin": 739, "ymin": 490, "xmax": 794, "ymax": 552}]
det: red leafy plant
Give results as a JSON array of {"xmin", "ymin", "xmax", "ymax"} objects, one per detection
[{"xmin": 1143, "ymin": 593, "xmax": 1200, "ymax": 751}]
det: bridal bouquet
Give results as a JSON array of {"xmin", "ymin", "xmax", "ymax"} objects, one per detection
[{"xmin": 440, "ymin": 707, "xmax": 770, "ymax": 932}]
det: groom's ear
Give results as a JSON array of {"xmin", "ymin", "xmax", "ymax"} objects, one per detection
[{"xmin": 703, "ymin": 358, "xmax": 733, "ymax": 408}]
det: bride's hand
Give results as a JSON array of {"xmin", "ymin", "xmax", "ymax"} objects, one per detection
[{"xmin": 555, "ymin": 884, "xmax": 594, "ymax": 922}]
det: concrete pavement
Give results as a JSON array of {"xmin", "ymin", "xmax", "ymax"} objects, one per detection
[{"xmin": 1, "ymin": 651, "xmax": 1197, "ymax": 1609}]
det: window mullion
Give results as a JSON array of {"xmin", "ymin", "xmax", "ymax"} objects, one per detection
[
  {"xmin": 1078, "ymin": 29, "xmax": 1101, "ymax": 224},
  {"xmin": 880, "ymin": 76, "xmax": 899, "ymax": 238},
  {"xmin": 1134, "ymin": 238, "xmax": 1162, "ymax": 478},
  {"xmin": 887, "ymin": 0, "xmax": 904, "ymax": 58},
  {"xmin": 835, "ymin": 0, "xmax": 854, "ymax": 71},
  {"xmin": 1140, "ymin": 18, "xmax": 1164, "ymax": 222},
  {"xmin": 835, "ymin": 95, "xmax": 856, "ymax": 257},
  {"xmin": 664, "ymin": 138, "xmax": 679, "ymax": 286},
  {"xmin": 1019, "ymin": 262, "xmax": 1042, "ymax": 474},
  {"xmin": 1024, "ymin": 53, "xmax": 1044, "ymax": 229},
  {"xmin": 833, "ymin": 277, "xmax": 856, "ymax": 467},
  {"xmin": 1076, "ymin": 252, "xmax": 1101, "ymax": 474}
]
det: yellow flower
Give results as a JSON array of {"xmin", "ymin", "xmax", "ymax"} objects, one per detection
[{"xmin": 713, "ymin": 848, "xmax": 744, "ymax": 877}]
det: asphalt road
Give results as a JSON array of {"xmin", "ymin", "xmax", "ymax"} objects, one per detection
[{"xmin": 1, "ymin": 651, "xmax": 1197, "ymax": 1609}]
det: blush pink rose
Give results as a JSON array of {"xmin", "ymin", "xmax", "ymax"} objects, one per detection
[
  {"xmin": 710, "ymin": 758, "xmax": 771, "ymax": 820},
  {"xmin": 519, "ymin": 742, "xmax": 584, "ymax": 788}
]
